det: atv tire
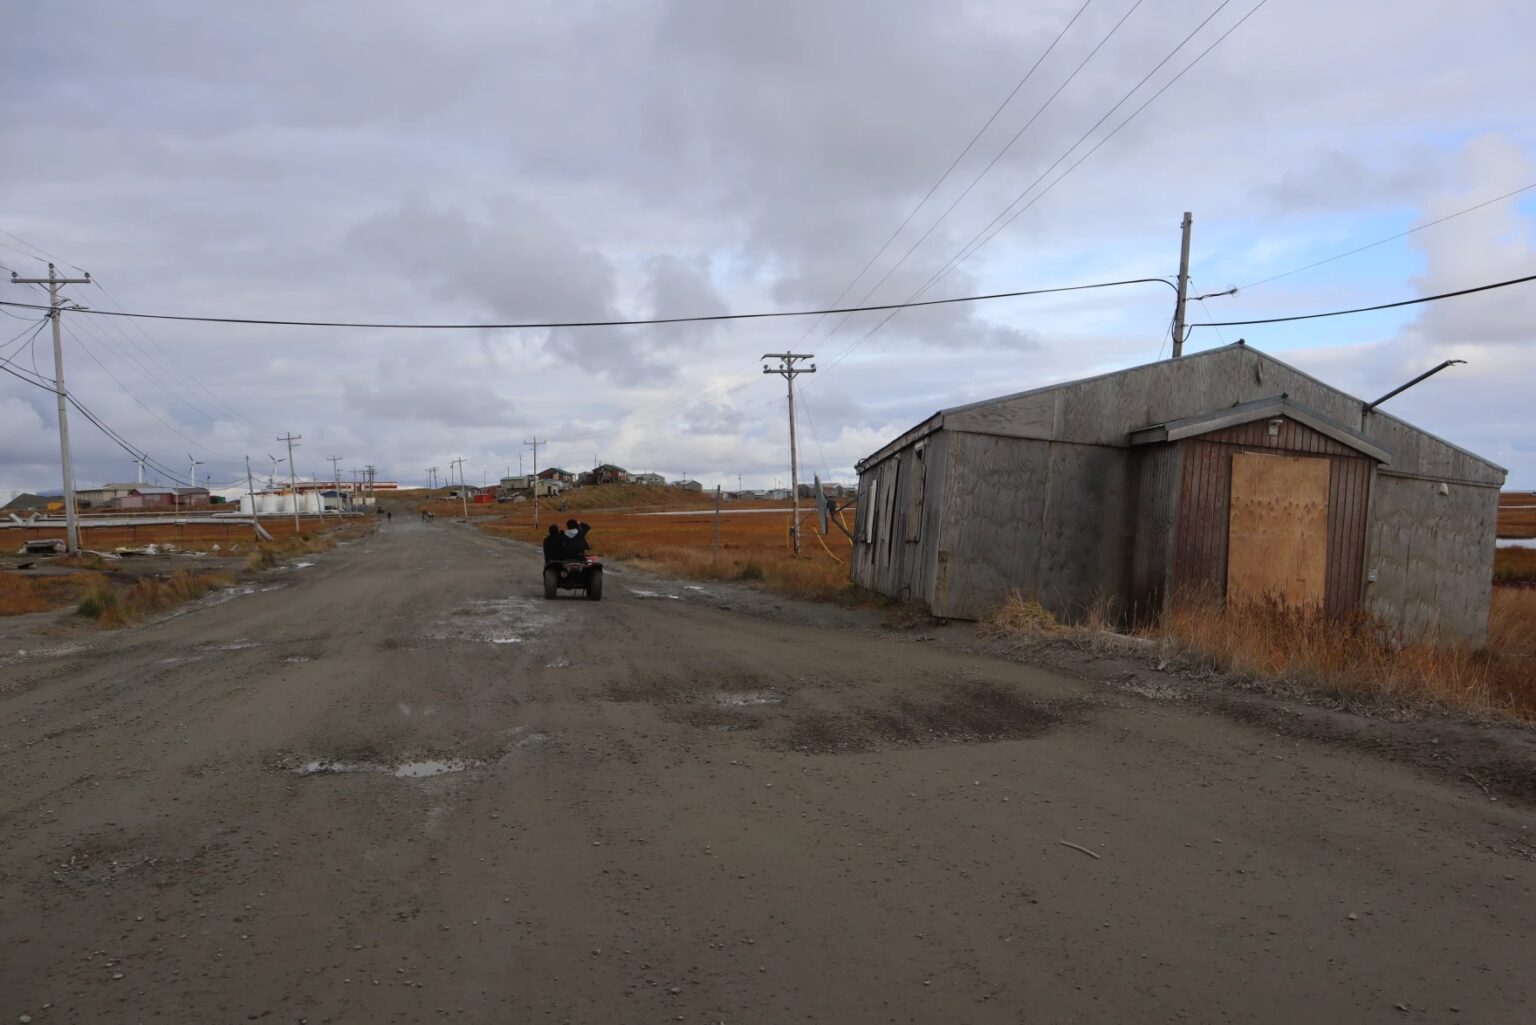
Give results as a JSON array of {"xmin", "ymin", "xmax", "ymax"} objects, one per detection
[
  {"xmin": 543, "ymin": 568, "xmax": 558, "ymax": 600},
  {"xmin": 585, "ymin": 568, "xmax": 603, "ymax": 601}
]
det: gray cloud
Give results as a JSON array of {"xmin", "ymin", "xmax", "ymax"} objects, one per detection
[{"xmin": 2, "ymin": 0, "xmax": 1534, "ymax": 495}]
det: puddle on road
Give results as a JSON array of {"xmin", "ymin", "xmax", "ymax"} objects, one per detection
[
  {"xmin": 427, "ymin": 596, "xmax": 551, "ymax": 645},
  {"xmin": 202, "ymin": 640, "xmax": 261, "ymax": 652},
  {"xmin": 715, "ymin": 690, "xmax": 785, "ymax": 707},
  {"xmin": 544, "ymin": 658, "xmax": 573, "ymax": 668},
  {"xmin": 629, "ymin": 589, "xmax": 682, "ymax": 600},
  {"xmin": 0, "ymin": 643, "xmax": 90, "ymax": 667},
  {"xmin": 295, "ymin": 759, "xmax": 480, "ymax": 778}
]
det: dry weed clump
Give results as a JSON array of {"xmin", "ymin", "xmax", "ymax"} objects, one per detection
[
  {"xmin": 77, "ymin": 571, "xmax": 236, "ymax": 627},
  {"xmin": 1154, "ymin": 592, "xmax": 1536, "ymax": 722},
  {"xmin": 0, "ymin": 570, "xmax": 110, "ymax": 615},
  {"xmin": 979, "ymin": 591, "xmax": 1058, "ymax": 637}
]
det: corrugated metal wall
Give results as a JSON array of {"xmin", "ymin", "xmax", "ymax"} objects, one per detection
[
  {"xmin": 1171, "ymin": 419, "xmax": 1373, "ymax": 617},
  {"xmin": 1128, "ymin": 444, "xmax": 1181, "ymax": 620},
  {"xmin": 849, "ymin": 433, "xmax": 949, "ymax": 605}
]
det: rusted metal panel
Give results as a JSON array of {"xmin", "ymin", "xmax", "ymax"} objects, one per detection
[
  {"xmin": 1129, "ymin": 443, "xmax": 1181, "ymax": 620},
  {"xmin": 1324, "ymin": 457, "xmax": 1372, "ymax": 618},
  {"xmin": 1173, "ymin": 439, "xmax": 1231, "ymax": 601}
]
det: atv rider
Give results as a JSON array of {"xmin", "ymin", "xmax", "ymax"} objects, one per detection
[
  {"xmin": 542, "ymin": 524, "xmax": 564, "ymax": 562},
  {"xmin": 561, "ymin": 519, "xmax": 592, "ymax": 558},
  {"xmin": 542, "ymin": 520, "xmax": 592, "ymax": 562}
]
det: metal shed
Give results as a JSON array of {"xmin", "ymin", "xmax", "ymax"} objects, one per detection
[{"xmin": 850, "ymin": 343, "xmax": 1506, "ymax": 644}]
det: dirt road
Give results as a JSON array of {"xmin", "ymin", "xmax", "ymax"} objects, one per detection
[{"xmin": 2, "ymin": 519, "xmax": 1532, "ymax": 1023}]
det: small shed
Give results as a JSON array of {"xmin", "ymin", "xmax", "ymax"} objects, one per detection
[{"xmin": 850, "ymin": 343, "xmax": 1506, "ymax": 643}]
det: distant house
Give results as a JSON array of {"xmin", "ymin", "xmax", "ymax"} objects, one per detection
[
  {"xmin": 580, "ymin": 464, "xmax": 630, "ymax": 486},
  {"xmin": 670, "ymin": 479, "xmax": 704, "ymax": 492},
  {"xmin": 538, "ymin": 467, "xmax": 577, "ymax": 484},
  {"xmin": 116, "ymin": 486, "xmax": 178, "ymax": 510},
  {"xmin": 630, "ymin": 472, "xmax": 666, "ymax": 486},
  {"xmin": 764, "ymin": 488, "xmax": 790, "ymax": 501},
  {"xmin": 500, "ymin": 476, "xmax": 563, "ymax": 498},
  {"xmin": 75, "ymin": 483, "xmax": 140, "ymax": 508}
]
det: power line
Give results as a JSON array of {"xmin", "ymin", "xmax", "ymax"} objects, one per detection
[
  {"xmin": 88, "ymin": 277, "xmax": 258, "ymax": 427},
  {"xmin": 0, "ymin": 276, "xmax": 1175, "ymax": 331},
  {"xmin": 62, "ymin": 323, "xmax": 236, "ymax": 458},
  {"xmin": 1239, "ymin": 181, "xmax": 1536, "ymax": 290},
  {"xmin": 919, "ymin": 0, "xmax": 1256, "ymax": 306},
  {"xmin": 811, "ymin": 0, "xmax": 1268, "ymax": 377},
  {"xmin": 1189, "ymin": 270, "xmax": 1536, "ymax": 327},
  {"xmin": 807, "ymin": 0, "xmax": 1152, "ymax": 355},
  {"xmin": 789, "ymin": 0, "xmax": 1099, "ymax": 351}
]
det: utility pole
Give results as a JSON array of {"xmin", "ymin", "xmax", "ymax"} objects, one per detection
[
  {"xmin": 328, "ymin": 455, "xmax": 344, "ymax": 515},
  {"xmin": 278, "ymin": 433, "xmax": 302, "ymax": 533},
  {"xmin": 762, "ymin": 352, "xmax": 816, "ymax": 556},
  {"xmin": 1171, "ymin": 211, "xmax": 1193, "ymax": 358},
  {"xmin": 525, "ymin": 438, "xmax": 545, "ymax": 528},
  {"xmin": 451, "ymin": 458, "xmax": 469, "ymax": 519},
  {"xmin": 427, "ymin": 466, "xmax": 438, "ymax": 497},
  {"xmin": 365, "ymin": 464, "xmax": 376, "ymax": 510},
  {"xmin": 244, "ymin": 456, "xmax": 262, "ymax": 541},
  {"xmin": 712, "ymin": 485, "xmax": 722, "ymax": 565},
  {"xmin": 11, "ymin": 263, "xmax": 91, "ymax": 553}
]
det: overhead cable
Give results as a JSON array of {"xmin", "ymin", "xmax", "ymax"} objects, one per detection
[
  {"xmin": 1239, "ymin": 181, "xmax": 1536, "ymax": 290},
  {"xmin": 1189, "ymin": 271, "xmax": 1536, "ymax": 327},
  {"xmin": 0, "ymin": 275, "xmax": 1177, "ymax": 331}
]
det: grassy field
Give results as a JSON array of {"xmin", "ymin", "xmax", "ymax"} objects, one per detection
[
  {"xmin": 0, "ymin": 519, "xmax": 373, "ymax": 623},
  {"xmin": 1495, "ymin": 547, "xmax": 1536, "ymax": 586},
  {"xmin": 7, "ymin": 514, "xmax": 342, "ymax": 549},
  {"xmin": 1498, "ymin": 491, "xmax": 1536, "ymax": 539},
  {"xmin": 480, "ymin": 501, "xmax": 859, "ymax": 602}
]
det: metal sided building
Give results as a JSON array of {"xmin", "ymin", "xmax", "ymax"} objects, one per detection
[{"xmin": 850, "ymin": 342, "xmax": 1506, "ymax": 643}]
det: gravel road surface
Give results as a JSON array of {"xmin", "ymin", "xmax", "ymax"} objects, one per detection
[{"xmin": 2, "ymin": 518, "xmax": 1532, "ymax": 1023}]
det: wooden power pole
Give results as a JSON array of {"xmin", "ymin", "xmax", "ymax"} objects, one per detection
[
  {"xmin": 762, "ymin": 352, "xmax": 816, "ymax": 556},
  {"xmin": 1171, "ymin": 211, "xmax": 1192, "ymax": 358},
  {"xmin": 10, "ymin": 263, "xmax": 92, "ymax": 553}
]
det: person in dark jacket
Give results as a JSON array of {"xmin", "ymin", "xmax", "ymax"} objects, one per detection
[
  {"xmin": 542, "ymin": 524, "xmax": 564, "ymax": 563},
  {"xmin": 561, "ymin": 519, "xmax": 592, "ymax": 557}
]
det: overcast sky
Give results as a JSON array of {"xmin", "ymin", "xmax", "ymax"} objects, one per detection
[{"xmin": 2, "ymin": 0, "xmax": 1533, "ymax": 495}]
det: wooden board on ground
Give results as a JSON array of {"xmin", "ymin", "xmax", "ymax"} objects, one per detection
[{"xmin": 1227, "ymin": 451, "xmax": 1329, "ymax": 607}]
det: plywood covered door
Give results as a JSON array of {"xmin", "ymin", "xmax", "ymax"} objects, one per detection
[{"xmin": 1226, "ymin": 451, "xmax": 1330, "ymax": 607}]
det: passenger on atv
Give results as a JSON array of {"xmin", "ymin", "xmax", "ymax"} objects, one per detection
[{"xmin": 542, "ymin": 520, "xmax": 602, "ymax": 600}]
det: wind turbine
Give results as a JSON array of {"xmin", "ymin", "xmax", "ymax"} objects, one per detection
[
  {"xmin": 267, "ymin": 453, "xmax": 285, "ymax": 490},
  {"xmin": 188, "ymin": 454, "xmax": 204, "ymax": 491}
]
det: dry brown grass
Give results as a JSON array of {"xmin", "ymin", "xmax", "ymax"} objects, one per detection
[
  {"xmin": 0, "ymin": 570, "xmax": 110, "ymax": 615},
  {"xmin": 1495, "ymin": 546, "xmax": 1536, "ymax": 586},
  {"xmin": 1498, "ymin": 491, "xmax": 1536, "ymax": 539},
  {"xmin": 12, "ymin": 514, "xmax": 348, "ymax": 551},
  {"xmin": 1151, "ymin": 591, "xmax": 1536, "ymax": 722},
  {"xmin": 77, "ymin": 571, "xmax": 236, "ymax": 627},
  {"xmin": 481, "ymin": 504, "xmax": 859, "ymax": 602}
]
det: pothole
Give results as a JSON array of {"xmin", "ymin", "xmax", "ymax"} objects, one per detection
[
  {"xmin": 715, "ymin": 690, "xmax": 785, "ymax": 707},
  {"xmin": 294, "ymin": 759, "xmax": 480, "ymax": 779}
]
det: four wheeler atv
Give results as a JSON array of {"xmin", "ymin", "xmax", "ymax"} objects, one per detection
[{"xmin": 543, "ymin": 554, "xmax": 603, "ymax": 601}]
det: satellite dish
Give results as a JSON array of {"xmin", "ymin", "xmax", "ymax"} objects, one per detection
[{"xmin": 814, "ymin": 474, "xmax": 829, "ymax": 535}]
